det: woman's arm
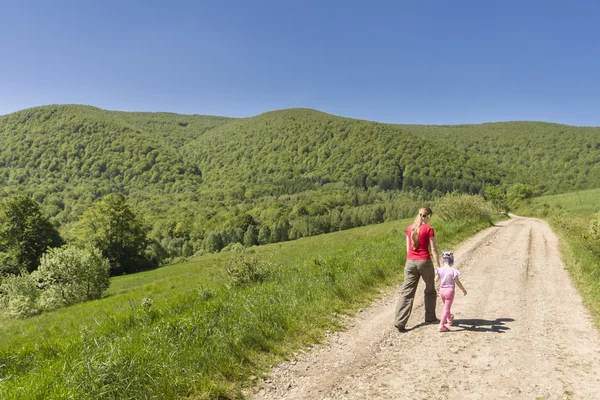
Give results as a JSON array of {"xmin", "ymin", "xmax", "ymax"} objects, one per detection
[
  {"xmin": 429, "ymin": 237, "xmax": 441, "ymax": 268},
  {"xmin": 455, "ymin": 277, "xmax": 467, "ymax": 295}
]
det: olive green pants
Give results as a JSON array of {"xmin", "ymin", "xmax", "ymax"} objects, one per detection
[{"xmin": 394, "ymin": 259, "xmax": 437, "ymax": 329}]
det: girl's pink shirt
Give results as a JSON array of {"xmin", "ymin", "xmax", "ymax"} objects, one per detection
[{"xmin": 436, "ymin": 267, "xmax": 460, "ymax": 288}]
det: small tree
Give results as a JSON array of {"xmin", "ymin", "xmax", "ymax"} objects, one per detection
[
  {"xmin": 243, "ymin": 225, "xmax": 259, "ymax": 247},
  {"xmin": 257, "ymin": 225, "xmax": 271, "ymax": 245},
  {"xmin": 73, "ymin": 194, "xmax": 151, "ymax": 275},
  {"xmin": 0, "ymin": 195, "xmax": 63, "ymax": 273},
  {"xmin": 35, "ymin": 246, "xmax": 110, "ymax": 309}
]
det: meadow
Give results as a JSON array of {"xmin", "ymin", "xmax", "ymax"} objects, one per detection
[
  {"xmin": 0, "ymin": 215, "xmax": 494, "ymax": 399},
  {"xmin": 531, "ymin": 187, "xmax": 600, "ymax": 217}
]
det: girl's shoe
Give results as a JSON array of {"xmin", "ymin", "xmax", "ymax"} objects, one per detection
[
  {"xmin": 439, "ymin": 325, "xmax": 449, "ymax": 332},
  {"xmin": 448, "ymin": 314, "xmax": 454, "ymax": 325}
]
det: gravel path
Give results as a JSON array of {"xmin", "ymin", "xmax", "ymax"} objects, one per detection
[{"xmin": 248, "ymin": 216, "xmax": 600, "ymax": 400}]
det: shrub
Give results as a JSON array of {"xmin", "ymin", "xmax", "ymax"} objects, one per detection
[
  {"xmin": 35, "ymin": 246, "xmax": 110, "ymax": 309},
  {"xmin": 590, "ymin": 212, "xmax": 600, "ymax": 241},
  {"xmin": 0, "ymin": 272, "xmax": 41, "ymax": 318},
  {"xmin": 482, "ymin": 185, "xmax": 509, "ymax": 212},
  {"xmin": 225, "ymin": 249, "xmax": 271, "ymax": 287},
  {"xmin": 506, "ymin": 183, "xmax": 534, "ymax": 208},
  {"xmin": 435, "ymin": 193, "xmax": 493, "ymax": 222}
]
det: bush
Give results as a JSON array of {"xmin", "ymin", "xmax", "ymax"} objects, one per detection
[
  {"xmin": 482, "ymin": 185, "xmax": 509, "ymax": 212},
  {"xmin": 435, "ymin": 193, "xmax": 493, "ymax": 222},
  {"xmin": 225, "ymin": 249, "xmax": 271, "ymax": 287},
  {"xmin": 590, "ymin": 212, "xmax": 600, "ymax": 241},
  {"xmin": 506, "ymin": 183, "xmax": 534, "ymax": 209},
  {"xmin": 0, "ymin": 272, "xmax": 41, "ymax": 319},
  {"xmin": 35, "ymin": 246, "xmax": 110, "ymax": 309}
]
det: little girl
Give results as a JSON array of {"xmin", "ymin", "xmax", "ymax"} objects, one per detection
[{"xmin": 435, "ymin": 251, "xmax": 467, "ymax": 332}]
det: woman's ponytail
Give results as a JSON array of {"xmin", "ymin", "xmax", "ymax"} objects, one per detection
[{"xmin": 410, "ymin": 207, "xmax": 432, "ymax": 250}]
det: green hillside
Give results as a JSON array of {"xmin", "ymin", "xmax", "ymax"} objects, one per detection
[
  {"xmin": 0, "ymin": 105, "xmax": 230, "ymax": 225},
  {"xmin": 400, "ymin": 121, "xmax": 600, "ymax": 194},
  {"xmin": 1, "ymin": 104, "xmax": 598, "ymax": 260},
  {"xmin": 0, "ymin": 214, "xmax": 495, "ymax": 399},
  {"xmin": 186, "ymin": 108, "xmax": 507, "ymax": 196}
]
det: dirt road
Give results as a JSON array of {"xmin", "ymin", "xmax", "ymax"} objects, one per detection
[{"xmin": 249, "ymin": 216, "xmax": 600, "ymax": 399}]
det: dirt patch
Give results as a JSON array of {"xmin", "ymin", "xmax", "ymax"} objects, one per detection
[{"xmin": 247, "ymin": 216, "xmax": 600, "ymax": 399}]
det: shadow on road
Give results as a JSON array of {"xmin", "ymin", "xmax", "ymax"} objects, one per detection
[
  {"xmin": 407, "ymin": 317, "xmax": 514, "ymax": 333},
  {"xmin": 451, "ymin": 317, "xmax": 514, "ymax": 333}
]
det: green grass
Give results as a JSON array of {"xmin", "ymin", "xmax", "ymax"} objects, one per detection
[
  {"xmin": 531, "ymin": 187, "xmax": 600, "ymax": 216},
  {"xmin": 0, "ymin": 216, "xmax": 495, "ymax": 399}
]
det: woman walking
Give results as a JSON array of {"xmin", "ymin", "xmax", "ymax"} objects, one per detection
[{"xmin": 394, "ymin": 207, "xmax": 441, "ymax": 332}]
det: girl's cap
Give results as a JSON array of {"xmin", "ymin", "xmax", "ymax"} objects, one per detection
[{"xmin": 442, "ymin": 251, "xmax": 454, "ymax": 263}]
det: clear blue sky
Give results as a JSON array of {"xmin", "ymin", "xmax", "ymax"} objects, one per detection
[{"xmin": 1, "ymin": 0, "xmax": 599, "ymax": 125}]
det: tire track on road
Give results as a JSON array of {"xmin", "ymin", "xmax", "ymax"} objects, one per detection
[{"xmin": 249, "ymin": 216, "xmax": 600, "ymax": 400}]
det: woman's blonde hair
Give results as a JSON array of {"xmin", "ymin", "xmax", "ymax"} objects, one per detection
[{"xmin": 411, "ymin": 207, "xmax": 432, "ymax": 250}]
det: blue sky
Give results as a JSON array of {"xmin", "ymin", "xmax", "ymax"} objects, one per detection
[{"xmin": 1, "ymin": 0, "xmax": 599, "ymax": 125}]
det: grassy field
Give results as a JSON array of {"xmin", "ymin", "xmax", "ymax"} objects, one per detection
[
  {"xmin": 0, "ymin": 216, "xmax": 496, "ymax": 399},
  {"xmin": 531, "ymin": 187, "xmax": 600, "ymax": 217}
]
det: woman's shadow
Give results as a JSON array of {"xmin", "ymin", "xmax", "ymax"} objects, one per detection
[{"xmin": 410, "ymin": 317, "xmax": 514, "ymax": 333}]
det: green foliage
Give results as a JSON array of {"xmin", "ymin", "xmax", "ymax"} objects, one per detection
[
  {"xmin": 482, "ymin": 185, "xmax": 509, "ymax": 212},
  {"xmin": 2, "ymin": 105, "xmax": 598, "ymax": 263},
  {"xmin": 73, "ymin": 194, "xmax": 152, "ymax": 275},
  {"xmin": 506, "ymin": 183, "xmax": 534, "ymax": 208},
  {"xmin": 0, "ymin": 216, "xmax": 493, "ymax": 398},
  {"xmin": 243, "ymin": 225, "xmax": 259, "ymax": 247},
  {"xmin": 0, "ymin": 272, "xmax": 40, "ymax": 319},
  {"xmin": 402, "ymin": 121, "xmax": 600, "ymax": 195},
  {"xmin": 187, "ymin": 108, "xmax": 506, "ymax": 195},
  {"xmin": 35, "ymin": 246, "xmax": 110, "ymax": 309},
  {"xmin": 0, "ymin": 195, "xmax": 63, "ymax": 273},
  {"xmin": 434, "ymin": 193, "xmax": 493, "ymax": 222},
  {"xmin": 225, "ymin": 248, "xmax": 271, "ymax": 287},
  {"xmin": 590, "ymin": 212, "xmax": 600, "ymax": 241}
]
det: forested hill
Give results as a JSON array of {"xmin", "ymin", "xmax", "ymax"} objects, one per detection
[
  {"xmin": 399, "ymin": 122, "xmax": 600, "ymax": 194},
  {"xmin": 1, "ymin": 104, "xmax": 599, "ymax": 233},
  {"xmin": 184, "ymin": 108, "xmax": 507, "ymax": 196},
  {"xmin": 0, "ymin": 105, "xmax": 232, "ymax": 222}
]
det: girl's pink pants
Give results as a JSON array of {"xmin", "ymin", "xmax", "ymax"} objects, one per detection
[{"xmin": 439, "ymin": 287, "xmax": 455, "ymax": 326}]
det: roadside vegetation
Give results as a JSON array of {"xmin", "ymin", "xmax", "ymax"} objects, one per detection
[{"xmin": 0, "ymin": 194, "xmax": 496, "ymax": 399}]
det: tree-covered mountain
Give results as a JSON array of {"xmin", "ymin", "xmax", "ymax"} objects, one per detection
[
  {"xmin": 185, "ymin": 108, "xmax": 507, "ymax": 196},
  {"xmin": 399, "ymin": 121, "xmax": 600, "ymax": 194},
  {"xmin": 0, "ymin": 104, "xmax": 598, "ymax": 261},
  {"xmin": 0, "ymin": 105, "xmax": 230, "ymax": 224}
]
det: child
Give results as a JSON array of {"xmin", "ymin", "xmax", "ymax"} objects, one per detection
[{"xmin": 435, "ymin": 251, "xmax": 467, "ymax": 332}]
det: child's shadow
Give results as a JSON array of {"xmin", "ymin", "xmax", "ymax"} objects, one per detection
[{"xmin": 451, "ymin": 317, "xmax": 514, "ymax": 333}]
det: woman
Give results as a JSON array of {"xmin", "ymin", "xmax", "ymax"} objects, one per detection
[{"xmin": 394, "ymin": 207, "xmax": 441, "ymax": 332}]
